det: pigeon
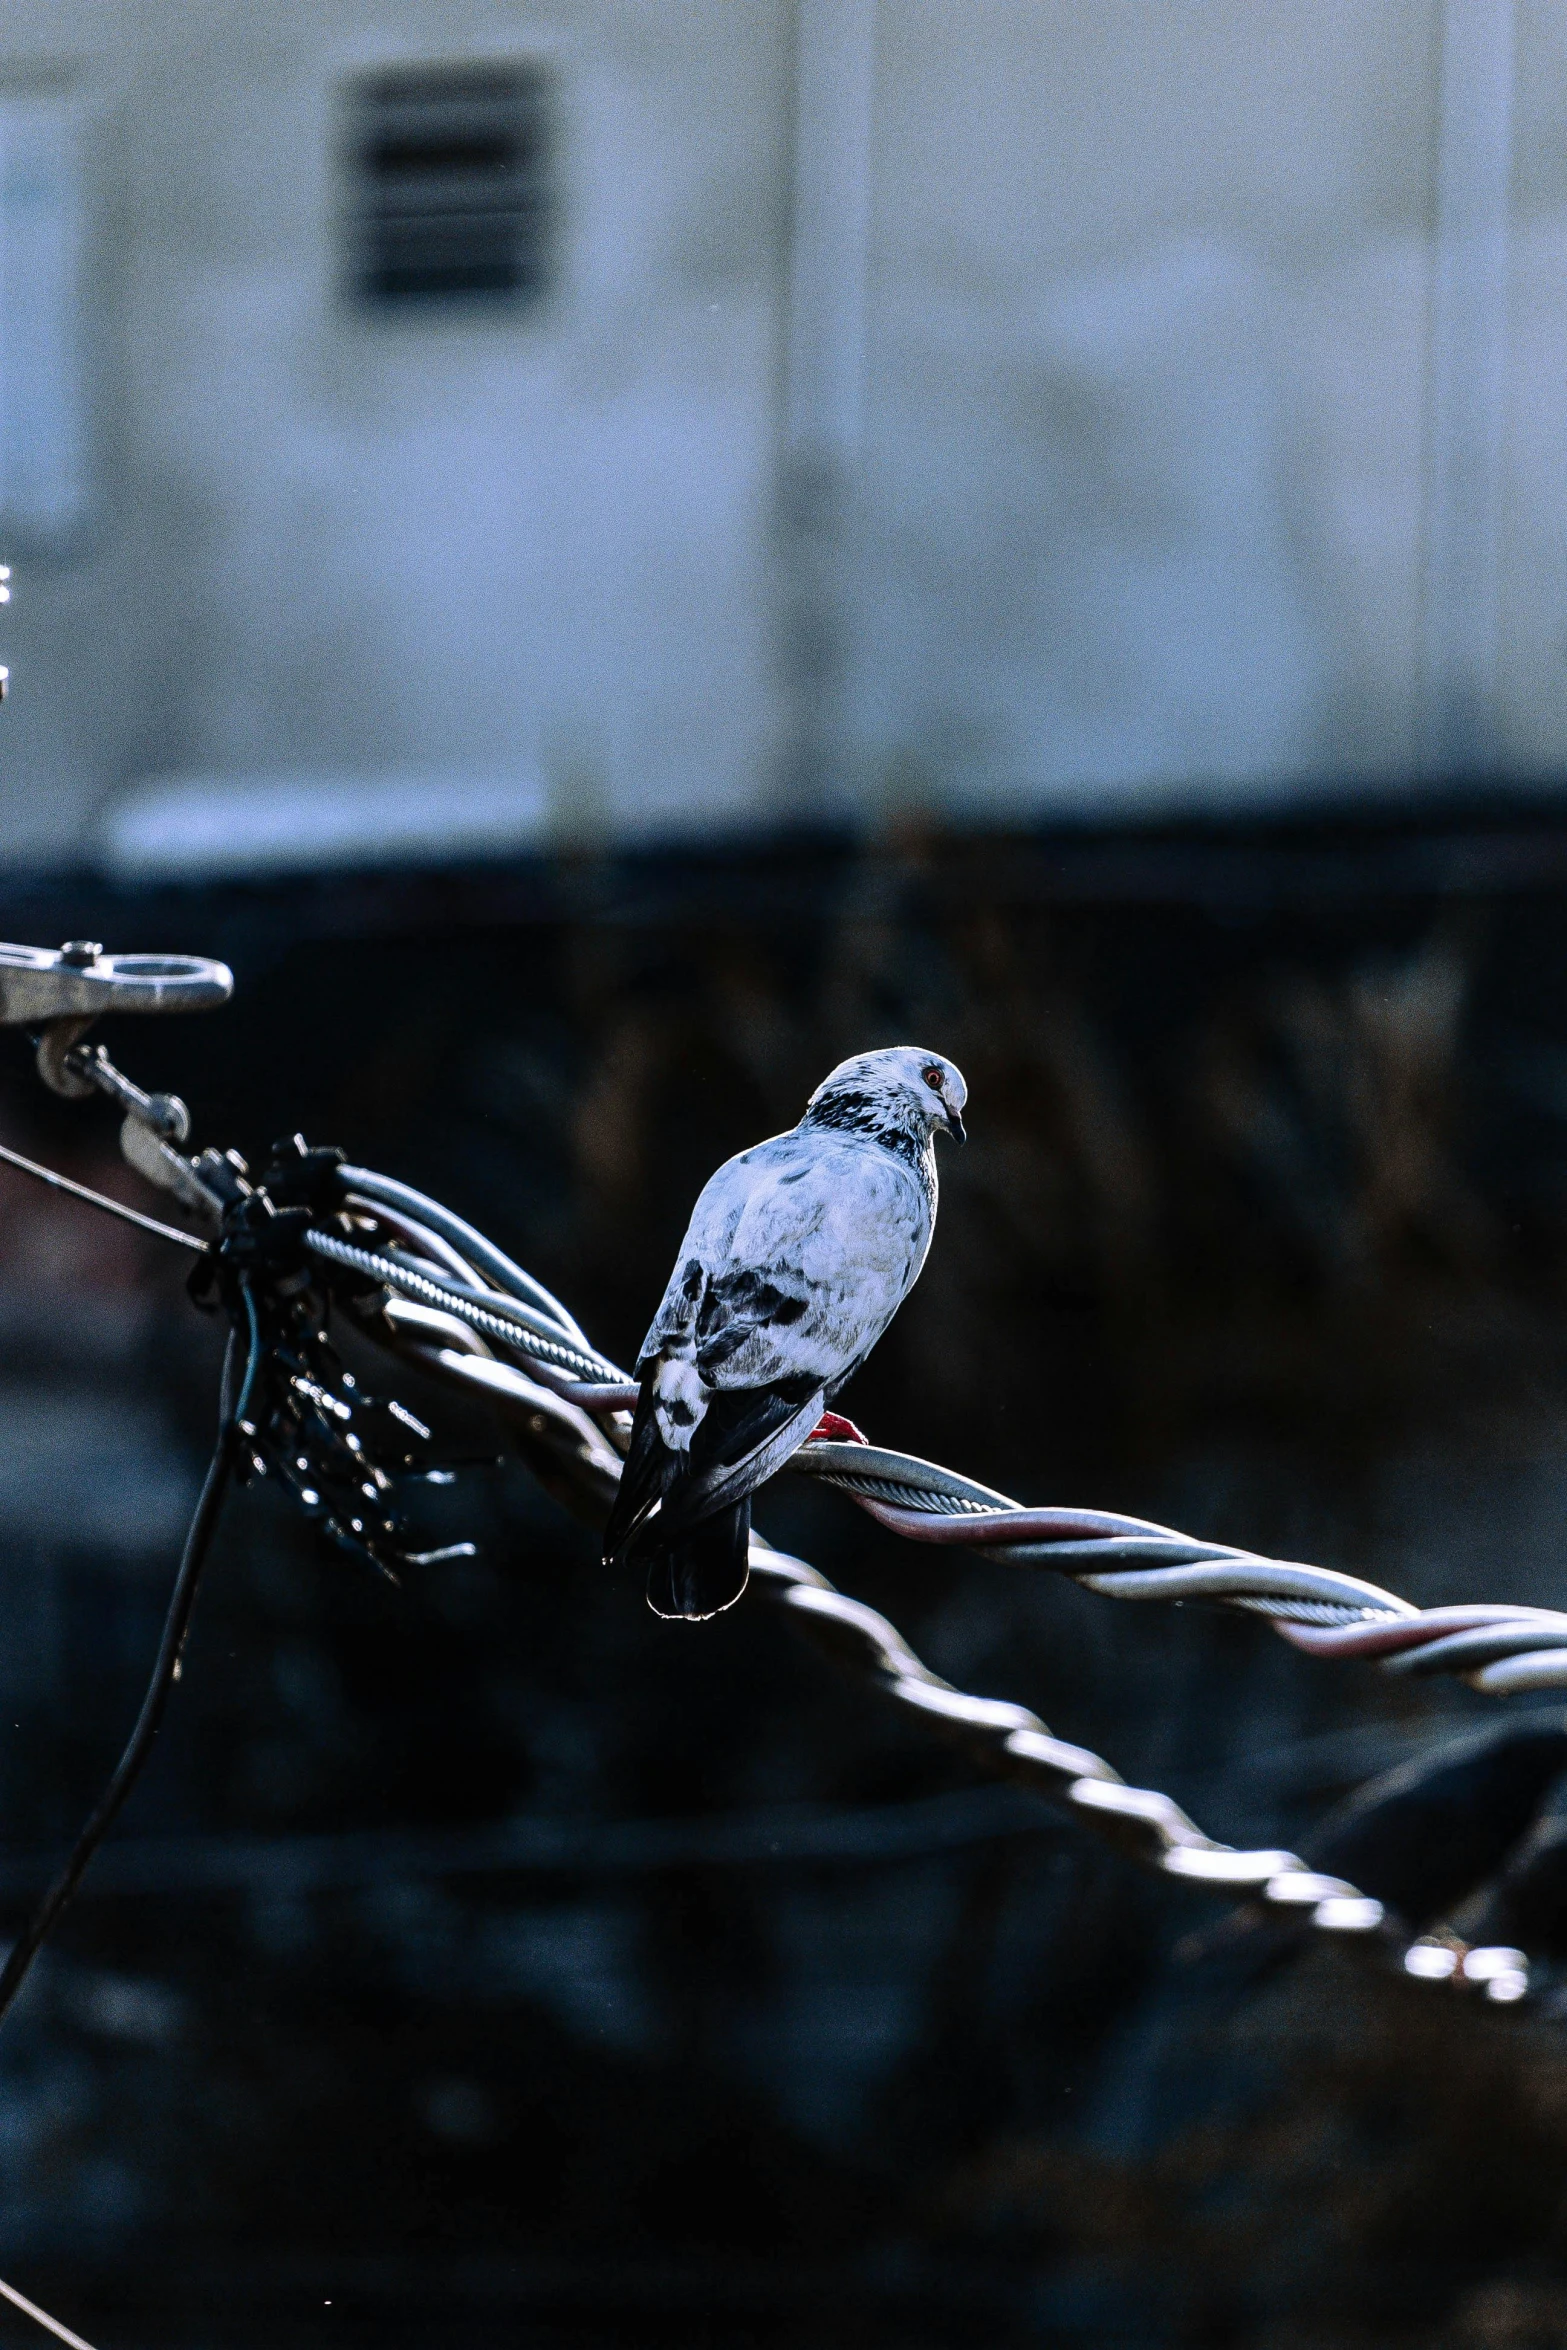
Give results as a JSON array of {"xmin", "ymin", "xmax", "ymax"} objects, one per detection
[{"xmin": 602, "ymin": 1046, "xmax": 967, "ymax": 1621}]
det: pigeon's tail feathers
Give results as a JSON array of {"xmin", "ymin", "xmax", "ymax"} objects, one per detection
[
  {"xmin": 638, "ymin": 1374, "xmax": 823, "ymax": 1558},
  {"xmin": 604, "ymin": 1368, "xmax": 821, "ymax": 1611},
  {"xmin": 646, "ymin": 1495, "xmax": 752, "ymax": 1620},
  {"xmin": 601, "ymin": 1377, "xmax": 671, "ymax": 1568}
]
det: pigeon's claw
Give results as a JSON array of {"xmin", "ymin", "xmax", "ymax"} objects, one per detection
[{"xmin": 808, "ymin": 1410, "xmax": 869, "ymax": 1446}]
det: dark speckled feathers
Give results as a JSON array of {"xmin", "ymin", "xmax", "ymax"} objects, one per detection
[
  {"xmin": 602, "ymin": 1046, "xmax": 967, "ymax": 1618},
  {"xmin": 800, "ymin": 1085, "xmax": 937, "ymax": 1210}
]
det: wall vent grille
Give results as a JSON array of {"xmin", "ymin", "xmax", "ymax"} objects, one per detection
[{"xmin": 347, "ymin": 64, "xmax": 551, "ymax": 307}]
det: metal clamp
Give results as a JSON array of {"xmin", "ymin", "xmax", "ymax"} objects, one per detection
[
  {"xmin": 54, "ymin": 1043, "xmax": 221, "ymax": 1224},
  {"xmin": 0, "ymin": 940, "xmax": 233, "ymax": 1032},
  {"xmin": 65, "ymin": 1042, "xmax": 190, "ymax": 1141},
  {"xmin": 0, "ymin": 940, "xmax": 234, "ymax": 1224},
  {"xmin": 0, "ymin": 940, "xmax": 233, "ymax": 1106}
]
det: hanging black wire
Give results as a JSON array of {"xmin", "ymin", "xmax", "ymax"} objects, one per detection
[
  {"xmin": 0, "ymin": 1137, "xmax": 207, "ymax": 1251},
  {"xmin": 0, "ymin": 1293, "xmax": 257, "ymax": 2029}
]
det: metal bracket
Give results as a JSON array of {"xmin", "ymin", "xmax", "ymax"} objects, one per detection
[
  {"xmin": 119, "ymin": 1115, "xmax": 223, "ymax": 1226},
  {"xmin": 0, "ymin": 939, "xmax": 233, "ymax": 1102},
  {"xmin": 0, "ymin": 939, "xmax": 234, "ymax": 1222},
  {"xmin": 45, "ymin": 1042, "xmax": 228, "ymax": 1226},
  {"xmin": 0, "ymin": 940, "xmax": 233, "ymax": 1031}
]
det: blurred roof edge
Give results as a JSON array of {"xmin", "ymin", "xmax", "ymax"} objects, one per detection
[
  {"xmin": 0, "ymin": 786, "xmax": 1561, "ymax": 951},
  {"xmin": 97, "ymin": 769, "xmax": 552, "ymax": 883}
]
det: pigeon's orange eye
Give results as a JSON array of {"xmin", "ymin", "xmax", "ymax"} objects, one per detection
[{"xmin": 922, "ymin": 1066, "xmax": 943, "ymax": 1089}]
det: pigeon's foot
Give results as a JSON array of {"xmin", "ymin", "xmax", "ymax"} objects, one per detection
[{"xmin": 807, "ymin": 1411, "xmax": 868, "ymax": 1446}]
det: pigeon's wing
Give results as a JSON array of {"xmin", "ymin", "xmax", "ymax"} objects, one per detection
[
  {"xmin": 658, "ymin": 1377, "xmax": 828, "ymax": 1532},
  {"xmin": 666, "ymin": 1128, "xmax": 932, "ymax": 1391},
  {"xmin": 600, "ymin": 1381, "xmax": 665, "ymax": 1565},
  {"xmin": 603, "ymin": 1367, "xmax": 822, "ymax": 1564}
]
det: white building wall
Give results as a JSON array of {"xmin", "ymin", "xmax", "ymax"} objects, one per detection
[
  {"xmin": 1496, "ymin": 0, "xmax": 1567, "ymax": 776},
  {"xmin": 0, "ymin": 0, "xmax": 792, "ymax": 866},
  {"xmin": 850, "ymin": 0, "xmax": 1442, "ymax": 820},
  {"xmin": 0, "ymin": 1, "xmax": 1560, "ymax": 869}
]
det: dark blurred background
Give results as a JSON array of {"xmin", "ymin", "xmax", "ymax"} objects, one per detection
[{"xmin": 0, "ymin": 7, "xmax": 1566, "ymax": 2347}]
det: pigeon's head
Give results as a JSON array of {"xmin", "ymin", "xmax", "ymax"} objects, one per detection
[{"xmin": 805, "ymin": 1046, "xmax": 968, "ymax": 1146}]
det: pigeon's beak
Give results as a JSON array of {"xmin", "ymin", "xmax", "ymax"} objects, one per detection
[{"xmin": 944, "ymin": 1105, "xmax": 966, "ymax": 1145}]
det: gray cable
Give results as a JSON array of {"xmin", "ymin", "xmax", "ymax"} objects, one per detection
[
  {"xmin": 338, "ymin": 1166, "xmax": 591, "ymax": 1342},
  {"xmin": 305, "ymin": 1229, "xmax": 624, "ymax": 1385}
]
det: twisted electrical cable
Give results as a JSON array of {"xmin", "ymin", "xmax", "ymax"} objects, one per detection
[
  {"xmin": 781, "ymin": 1440, "xmax": 1567, "ymax": 1694},
  {"xmin": 326, "ymin": 1181, "xmax": 1567, "ymax": 1701},
  {"xmin": 363, "ymin": 1282, "xmax": 1538, "ymax": 2014},
  {"xmin": 336, "ymin": 1164, "xmax": 593, "ymax": 1343},
  {"xmin": 1, "ymin": 1130, "xmax": 1534, "ymax": 2012},
  {"xmin": 305, "ymin": 1227, "xmax": 626, "ymax": 1390}
]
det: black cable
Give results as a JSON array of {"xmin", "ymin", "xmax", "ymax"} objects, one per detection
[
  {"xmin": 0, "ymin": 1298, "xmax": 257, "ymax": 2028},
  {"xmin": 0, "ymin": 1137, "xmax": 208, "ymax": 1252}
]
